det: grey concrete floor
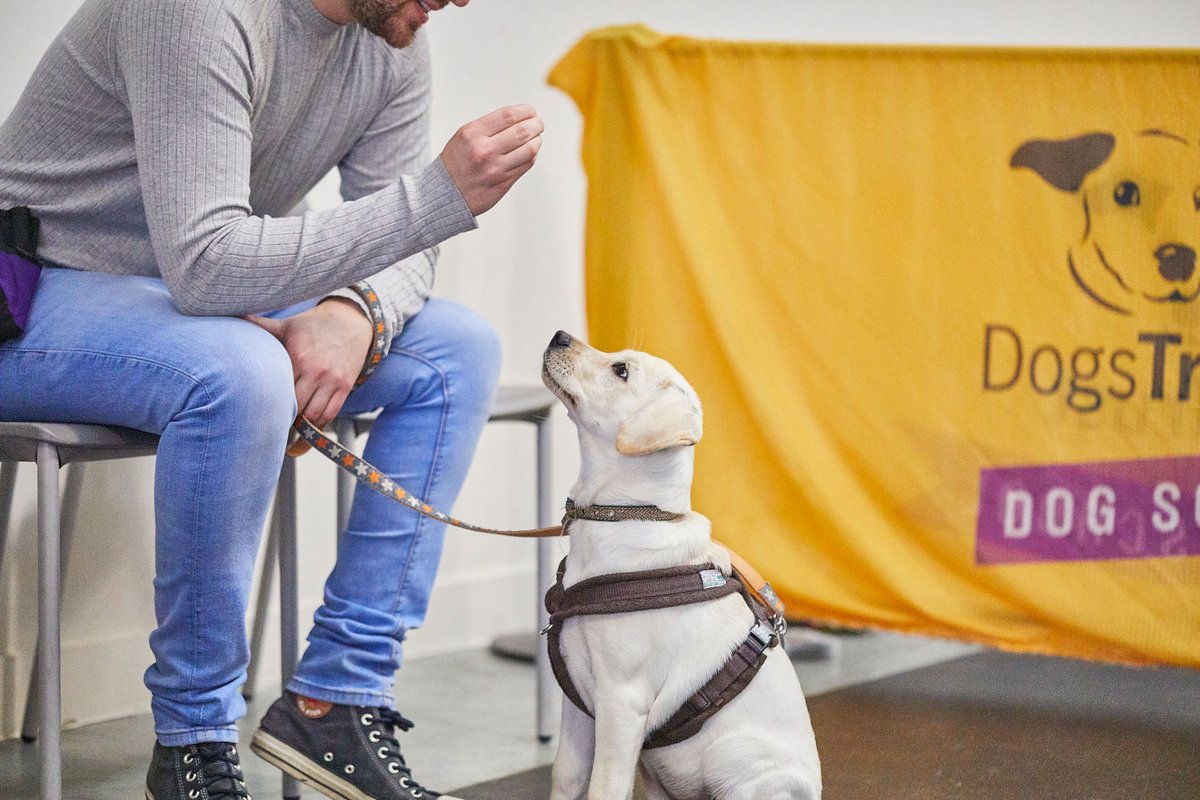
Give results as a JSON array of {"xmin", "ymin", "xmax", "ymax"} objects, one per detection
[{"xmin": 0, "ymin": 629, "xmax": 977, "ymax": 799}]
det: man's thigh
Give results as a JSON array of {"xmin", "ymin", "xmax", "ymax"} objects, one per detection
[{"xmin": 0, "ymin": 268, "xmax": 289, "ymax": 433}]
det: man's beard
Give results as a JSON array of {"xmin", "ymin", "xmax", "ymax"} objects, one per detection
[{"xmin": 347, "ymin": 0, "xmax": 412, "ymax": 47}]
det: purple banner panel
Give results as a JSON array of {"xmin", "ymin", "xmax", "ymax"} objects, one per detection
[{"xmin": 976, "ymin": 455, "xmax": 1200, "ymax": 565}]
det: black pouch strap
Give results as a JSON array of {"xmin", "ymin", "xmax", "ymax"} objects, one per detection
[{"xmin": 0, "ymin": 206, "xmax": 42, "ymax": 263}]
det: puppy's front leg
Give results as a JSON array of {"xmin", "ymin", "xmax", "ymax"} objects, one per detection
[
  {"xmin": 586, "ymin": 703, "xmax": 648, "ymax": 800},
  {"xmin": 550, "ymin": 701, "xmax": 595, "ymax": 800}
]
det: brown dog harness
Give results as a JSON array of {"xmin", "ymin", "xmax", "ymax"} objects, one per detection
[{"xmin": 543, "ymin": 501, "xmax": 785, "ymax": 749}]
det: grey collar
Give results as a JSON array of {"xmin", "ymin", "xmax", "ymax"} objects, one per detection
[{"xmin": 563, "ymin": 497, "xmax": 684, "ymax": 527}]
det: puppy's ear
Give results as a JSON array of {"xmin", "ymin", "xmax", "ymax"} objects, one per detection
[
  {"xmin": 616, "ymin": 386, "xmax": 702, "ymax": 456},
  {"xmin": 1010, "ymin": 132, "xmax": 1115, "ymax": 192}
]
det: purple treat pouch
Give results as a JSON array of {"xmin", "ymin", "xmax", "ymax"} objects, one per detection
[{"xmin": 0, "ymin": 207, "xmax": 42, "ymax": 341}]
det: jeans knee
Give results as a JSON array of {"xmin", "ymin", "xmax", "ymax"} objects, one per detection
[
  {"xmin": 185, "ymin": 321, "xmax": 296, "ymax": 431},
  {"xmin": 439, "ymin": 306, "xmax": 502, "ymax": 408}
]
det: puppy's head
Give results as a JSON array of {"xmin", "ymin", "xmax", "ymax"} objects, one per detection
[
  {"xmin": 1011, "ymin": 130, "xmax": 1200, "ymax": 315},
  {"xmin": 542, "ymin": 330, "xmax": 701, "ymax": 457}
]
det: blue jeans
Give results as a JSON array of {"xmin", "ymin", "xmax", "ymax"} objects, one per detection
[{"xmin": 0, "ymin": 268, "xmax": 501, "ymax": 745}]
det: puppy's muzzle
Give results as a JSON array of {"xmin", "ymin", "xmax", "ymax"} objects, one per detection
[{"xmin": 543, "ymin": 330, "xmax": 578, "ymax": 408}]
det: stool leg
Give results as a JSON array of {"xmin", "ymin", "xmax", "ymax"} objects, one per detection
[
  {"xmin": 534, "ymin": 414, "xmax": 557, "ymax": 743},
  {"xmin": 36, "ymin": 443, "xmax": 63, "ymax": 800},
  {"xmin": 0, "ymin": 461, "xmax": 17, "ymax": 581},
  {"xmin": 243, "ymin": 497, "xmax": 280, "ymax": 702},
  {"xmin": 22, "ymin": 463, "xmax": 86, "ymax": 743},
  {"xmin": 276, "ymin": 457, "xmax": 301, "ymax": 800}
]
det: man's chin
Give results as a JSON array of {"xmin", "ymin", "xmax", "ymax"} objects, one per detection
[{"xmin": 380, "ymin": 17, "xmax": 418, "ymax": 48}]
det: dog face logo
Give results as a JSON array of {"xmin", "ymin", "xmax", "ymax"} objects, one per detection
[{"xmin": 1011, "ymin": 130, "xmax": 1200, "ymax": 315}]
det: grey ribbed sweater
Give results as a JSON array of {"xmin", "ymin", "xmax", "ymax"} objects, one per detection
[{"xmin": 0, "ymin": 0, "xmax": 477, "ymax": 353}]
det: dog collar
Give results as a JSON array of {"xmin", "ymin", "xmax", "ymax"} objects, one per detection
[{"xmin": 563, "ymin": 497, "xmax": 684, "ymax": 525}]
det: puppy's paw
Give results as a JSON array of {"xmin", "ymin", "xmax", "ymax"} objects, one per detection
[{"xmin": 704, "ymin": 542, "xmax": 733, "ymax": 575}]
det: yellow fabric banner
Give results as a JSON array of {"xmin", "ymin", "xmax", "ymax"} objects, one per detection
[{"xmin": 549, "ymin": 25, "xmax": 1200, "ymax": 667}]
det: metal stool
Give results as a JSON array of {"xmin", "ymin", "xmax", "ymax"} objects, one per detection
[{"xmin": 0, "ymin": 422, "xmax": 159, "ymax": 800}]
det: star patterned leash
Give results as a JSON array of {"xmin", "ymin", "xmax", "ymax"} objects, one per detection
[
  {"xmin": 291, "ymin": 414, "xmax": 563, "ymax": 538},
  {"xmin": 286, "ymin": 283, "xmax": 563, "ymax": 537},
  {"xmin": 292, "ymin": 410, "xmax": 784, "ymax": 620}
]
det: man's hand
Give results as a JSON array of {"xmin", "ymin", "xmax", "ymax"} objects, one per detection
[
  {"xmin": 440, "ymin": 104, "xmax": 544, "ymax": 216},
  {"xmin": 247, "ymin": 299, "xmax": 374, "ymax": 427}
]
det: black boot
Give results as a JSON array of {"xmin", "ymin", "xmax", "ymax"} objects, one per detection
[
  {"xmin": 251, "ymin": 692, "xmax": 463, "ymax": 800},
  {"xmin": 145, "ymin": 740, "xmax": 252, "ymax": 800}
]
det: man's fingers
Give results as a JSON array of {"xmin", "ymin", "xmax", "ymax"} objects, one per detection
[
  {"xmin": 299, "ymin": 379, "xmax": 353, "ymax": 428},
  {"xmin": 299, "ymin": 382, "xmax": 336, "ymax": 428},
  {"xmin": 472, "ymin": 104, "xmax": 539, "ymax": 137},
  {"xmin": 442, "ymin": 105, "xmax": 542, "ymax": 216},
  {"xmin": 294, "ymin": 374, "xmax": 319, "ymax": 419},
  {"xmin": 313, "ymin": 388, "xmax": 350, "ymax": 429},
  {"xmin": 491, "ymin": 115, "xmax": 544, "ymax": 156},
  {"xmin": 500, "ymin": 135, "xmax": 542, "ymax": 173}
]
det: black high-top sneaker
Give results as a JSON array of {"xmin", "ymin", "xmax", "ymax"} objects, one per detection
[
  {"xmin": 145, "ymin": 740, "xmax": 252, "ymax": 800},
  {"xmin": 251, "ymin": 692, "xmax": 464, "ymax": 800}
]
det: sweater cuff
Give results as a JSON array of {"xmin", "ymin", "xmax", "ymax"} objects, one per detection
[{"xmin": 405, "ymin": 157, "xmax": 477, "ymax": 247}]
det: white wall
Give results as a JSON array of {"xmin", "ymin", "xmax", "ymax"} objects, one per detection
[{"xmin": 1, "ymin": 0, "xmax": 1197, "ymax": 735}]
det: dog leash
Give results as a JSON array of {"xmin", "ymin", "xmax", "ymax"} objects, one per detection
[
  {"xmin": 281, "ymin": 281, "xmax": 559, "ymax": 538},
  {"xmin": 291, "ymin": 414, "xmax": 563, "ymax": 538}
]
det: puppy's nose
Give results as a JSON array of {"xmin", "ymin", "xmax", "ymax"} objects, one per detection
[
  {"xmin": 550, "ymin": 330, "xmax": 573, "ymax": 349},
  {"xmin": 1156, "ymin": 243, "xmax": 1196, "ymax": 282}
]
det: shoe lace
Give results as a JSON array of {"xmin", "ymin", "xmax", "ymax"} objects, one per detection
[
  {"xmin": 191, "ymin": 742, "xmax": 252, "ymax": 800},
  {"xmin": 371, "ymin": 708, "xmax": 437, "ymax": 798}
]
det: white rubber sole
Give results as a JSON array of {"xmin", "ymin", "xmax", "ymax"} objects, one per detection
[{"xmin": 249, "ymin": 730, "xmax": 465, "ymax": 800}]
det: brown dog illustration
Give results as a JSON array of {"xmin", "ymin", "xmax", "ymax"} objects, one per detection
[{"xmin": 1011, "ymin": 130, "xmax": 1200, "ymax": 315}]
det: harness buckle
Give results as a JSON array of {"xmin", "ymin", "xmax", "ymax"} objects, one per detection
[
  {"xmin": 749, "ymin": 621, "xmax": 775, "ymax": 649},
  {"xmin": 539, "ymin": 621, "xmax": 554, "ymax": 636}
]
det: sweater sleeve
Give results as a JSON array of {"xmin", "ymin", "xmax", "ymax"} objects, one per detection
[
  {"xmin": 114, "ymin": 0, "xmax": 475, "ymax": 317},
  {"xmin": 323, "ymin": 33, "xmax": 455, "ymax": 357}
]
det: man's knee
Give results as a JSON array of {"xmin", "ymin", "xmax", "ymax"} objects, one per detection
[
  {"xmin": 443, "ymin": 304, "xmax": 502, "ymax": 381},
  {"xmin": 179, "ymin": 319, "xmax": 297, "ymax": 427},
  {"xmin": 431, "ymin": 303, "xmax": 502, "ymax": 406},
  {"xmin": 408, "ymin": 300, "xmax": 501, "ymax": 381}
]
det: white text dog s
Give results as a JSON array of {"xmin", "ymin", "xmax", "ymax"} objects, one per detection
[{"xmin": 541, "ymin": 331, "xmax": 821, "ymax": 800}]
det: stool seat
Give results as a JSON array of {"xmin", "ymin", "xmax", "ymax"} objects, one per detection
[
  {"xmin": 335, "ymin": 384, "xmax": 553, "ymax": 439},
  {"xmin": 488, "ymin": 384, "xmax": 555, "ymax": 422},
  {"xmin": 0, "ymin": 422, "xmax": 158, "ymax": 464}
]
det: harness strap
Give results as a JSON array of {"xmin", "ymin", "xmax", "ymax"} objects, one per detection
[
  {"xmin": 543, "ymin": 556, "xmax": 780, "ymax": 747},
  {"xmin": 545, "ymin": 621, "xmax": 591, "ymax": 719},
  {"xmin": 544, "ymin": 557, "xmax": 743, "ymax": 719},
  {"xmin": 643, "ymin": 623, "xmax": 773, "ymax": 749},
  {"xmin": 545, "ymin": 557, "xmax": 742, "ymax": 626}
]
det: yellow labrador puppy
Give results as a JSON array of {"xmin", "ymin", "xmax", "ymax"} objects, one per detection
[{"xmin": 542, "ymin": 331, "xmax": 821, "ymax": 800}]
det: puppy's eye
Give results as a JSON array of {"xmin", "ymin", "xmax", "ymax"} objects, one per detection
[
  {"xmin": 611, "ymin": 362, "xmax": 629, "ymax": 381},
  {"xmin": 1113, "ymin": 181, "xmax": 1140, "ymax": 207},
  {"xmin": 1193, "ymin": 187, "xmax": 1199, "ymax": 212}
]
